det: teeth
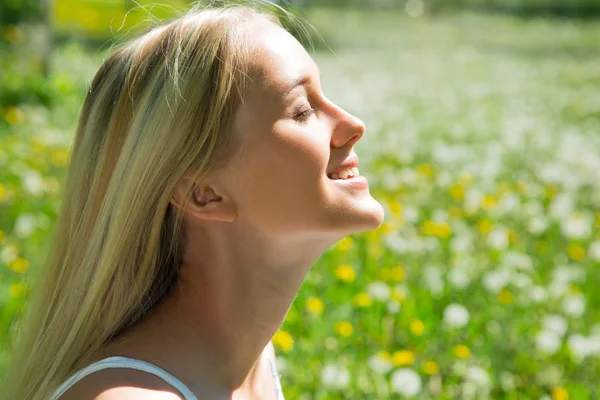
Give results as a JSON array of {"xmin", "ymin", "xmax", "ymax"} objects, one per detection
[{"xmin": 328, "ymin": 167, "xmax": 360, "ymax": 180}]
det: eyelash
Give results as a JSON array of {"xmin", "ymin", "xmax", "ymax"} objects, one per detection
[{"xmin": 294, "ymin": 108, "xmax": 315, "ymax": 122}]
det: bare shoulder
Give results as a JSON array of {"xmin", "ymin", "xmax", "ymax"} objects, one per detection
[{"xmin": 57, "ymin": 368, "xmax": 184, "ymax": 400}]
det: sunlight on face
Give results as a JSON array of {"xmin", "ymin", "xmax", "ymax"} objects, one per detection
[{"xmin": 228, "ymin": 19, "xmax": 384, "ymax": 239}]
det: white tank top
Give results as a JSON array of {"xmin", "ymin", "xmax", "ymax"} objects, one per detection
[{"xmin": 50, "ymin": 356, "xmax": 285, "ymax": 400}]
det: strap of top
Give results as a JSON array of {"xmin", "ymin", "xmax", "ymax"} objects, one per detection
[
  {"xmin": 51, "ymin": 355, "xmax": 285, "ymax": 400},
  {"xmin": 50, "ymin": 356, "xmax": 197, "ymax": 400}
]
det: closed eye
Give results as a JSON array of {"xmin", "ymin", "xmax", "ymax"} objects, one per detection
[{"xmin": 295, "ymin": 108, "xmax": 315, "ymax": 121}]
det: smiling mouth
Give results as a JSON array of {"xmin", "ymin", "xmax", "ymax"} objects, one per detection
[{"xmin": 327, "ymin": 167, "xmax": 360, "ymax": 180}]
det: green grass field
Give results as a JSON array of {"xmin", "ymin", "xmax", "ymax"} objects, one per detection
[{"xmin": 1, "ymin": 5, "xmax": 600, "ymax": 399}]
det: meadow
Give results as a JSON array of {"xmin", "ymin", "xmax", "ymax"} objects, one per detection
[{"xmin": 1, "ymin": 4, "xmax": 600, "ymax": 399}]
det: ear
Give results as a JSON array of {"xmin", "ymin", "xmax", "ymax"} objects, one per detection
[{"xmin": 170, "ymin": 178, "xmax": 238, "ymax": 223}]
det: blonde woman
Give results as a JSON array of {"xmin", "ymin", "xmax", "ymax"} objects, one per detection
[{"xmin": 2, "ymin": 2, "xmax": 384, "ymax": 399}]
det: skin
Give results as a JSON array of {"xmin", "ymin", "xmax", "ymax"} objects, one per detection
[{"xmin": 66, "ymin": 18, "xmax": 384, "ymax": 400}]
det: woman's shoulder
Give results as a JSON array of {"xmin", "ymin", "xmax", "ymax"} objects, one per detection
[{"xmin": 56, "ymin": 366, "xmax": 185, "ymax": 400}]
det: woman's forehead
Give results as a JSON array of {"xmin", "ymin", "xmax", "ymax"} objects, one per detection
[{"xmin": 245, "ymin": 22, "xmax": 319, "ymax": 99}]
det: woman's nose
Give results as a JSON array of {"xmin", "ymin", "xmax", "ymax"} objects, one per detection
[{"xmin": 331, "ymin": 106, "xmax": 366, "ymax": 148}]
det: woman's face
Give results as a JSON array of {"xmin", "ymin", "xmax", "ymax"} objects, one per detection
[{"xmin": 223, "ymin": 20, "xmax": 384, "ymax": 240}]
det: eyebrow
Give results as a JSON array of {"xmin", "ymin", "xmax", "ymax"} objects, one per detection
[{"xmin": 282, "ymin": 70, "xmax": 321, "ymax": 98}]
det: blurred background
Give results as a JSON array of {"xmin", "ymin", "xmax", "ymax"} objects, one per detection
[{"xmin": 1, "ymin": 0, "xmax": 600, "ymax": 398}]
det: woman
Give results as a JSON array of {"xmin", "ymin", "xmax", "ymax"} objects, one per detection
[{"xmin": 2, "ymin": 2, "xmax": 384, "ymax": 399}]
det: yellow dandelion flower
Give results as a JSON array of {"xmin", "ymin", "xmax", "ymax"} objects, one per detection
[
  {"xmin": 410, "ymin": 319, "xmax": 425, "ymax": 336},
  {"xmin": 334, "ymin": 321, "xmax": 353, "ymax": 337},
  {"xmin": 448, "ymin": 183, "xmax": 465, "ymax": 202},
  {"xmin": 422, "ymin": 360, "xmax": 439, "ymax": 375},
  {"xmin": 9, "ymin": 257, "xmax": 29, "ymax": 274},
  {"xmin": 0, "ymin": 184, "xmax": 6, "ymax": 201},
  {"xmin": 545, "ymin": 184, "xmax": 559, "ymax": 199},
  {"xmin": 5, "ymin": 25, "xmax": 24, "ymax": 43},
  {"xmin": 391, "ymin": 286, "xmax": 406, "ymax": 302},
  {"xmin": 498, "ymin": 289, "xmax": 513, "ymax": 305},
  {"xmin": 272, "ymin": 330, "xmax": 294, "ymax": 352},
  {"xmin": 335, "ymin": 264, "xmax": 356, "ymax": 283},
  {"xmin": 4, "ymin": 106, "xmax": 24, "ymax": 125},
  {"xmin": 476, "ymin": 218, "xmax": 493, "ymax": 234},
  {"xmin": 516, "ymin": 180, "xmax": 528, "ymax": 195},
  {"xmin": 567, "ymin": 244, "xmax": 585, "ymax": 261},
  {"xmin": 416, "ymin": 163, "xmax": 433, "ymax": 178},
  {"xmin": 389, "ymin": 201, "xmax": 402, "ymax": 218},
  {"xmin": 390, "ymin": 266, "xmax": 406, "ymax": 282},
  {"xmin": 453, "ymin": 344, "xmax": 471, "ymax": 359},
  {"xmin": 367, "ymin": 241, "xmax": 383, "ymax": 259},
  {"xmin": 507, "ymin": 229, "xmax": 517, "ymax": 244},
  {"xmin": 353, "ymin": 292, "xmax": 373, "ymax": 308},
  {"xmin": 376, "ymin": 350, "xmax": 393, "ymax": 362},
  {"xmin": 337, "ymin": 236, "xmax": 354, "ymax": 251},
  {"xmin": 392, "ymin": 350, "xmax": 415, "ymax": 366},
  {"xmin": 10, "ymin": 283, "xmax": 25, "ymax": 299},
  {"xmin": 481, "ymin": 194, "xmax": 497, "ymax": 210},
  {"xmin": 421, "ymin": 221, "xmax": 452, "ymax": 238},
  {"xmin": 448, "ymin": 207, "xmax": 462, "ymax": 219},
  {"xmin": 50, "ymin": 149, "xmax": 71, "ymax": 168},
  {"xmin": 551, "ymin": 387, "xmax": 569, "ymax": 400},
  {"xmin": 459, "ymin": 173, "xmax": 473, "ymax": 187},
  {"xmin": 305, "ymin": 296, "xmax": 324, "ymax": 315}
]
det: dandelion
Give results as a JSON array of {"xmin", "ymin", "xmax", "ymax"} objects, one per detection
[
  {"xmin": 536, "ymin": 331, "xmax": 561, "ymax": 355},
  {"xmin": 390, "ymin": 368, "xmax": 422, "ymax": 397},
  {"xmin": 272, "ymin": 330, "xmax": 294, "ymax": 352},
  {"xmin": 421, "ymin": 220, "xmax": 452, "ymax": 238},
  {"xmin": 563, "ymin": 293, "xmax": 585, "ymax": 317},
  {"xmin": 9, "ymin": 257, "xmax": 29, "ymax": 274},
  {"xmin": 453, "ymin": 344, "xmax": 471, "ymax": 359},
  {"xmin": 422, "ymin": 360, "xmax": 439, "ymax": 375},
  {"xmin": 366, "ymin": 281, "xmax": 391, "ymax": 301},
  {"xmin": 567, "ymin": 243, "xmax": 585, "ymax": 261},
  {"xmin": 387, "ymin": 300, "xmax": 401, "ymax": 314},
  {"xmin": 335, "ymin": 264, "xmax": 356, "ymax": 283},
  {"xmin": 542, "ymin": 315, "xmax": 568, "ymax": 337},
  {"xmin": 409, "ymin": 319, "xmax": 425, "ymax": 336},
  {"xmin": 4, "ymin": 106, "xmax": 24, "ymax": 125},
  {"xmin": 368, "ymin": 351, "xmax": 394, "ymax": 374},
  {"xmin": 488, "ymin": 228, "xmax": 509, "ymax": 250},
  {"xmin": 50, "ymin": 149, "xmax": 71, "ymax": 167},
  {"xmin": 392, "ymin": 350, "xmax": 415, "ymax": 366},
  {"xmin": 561, "ymin": 213, "xmax": 591, "ymax": 240},
  {"xmin": 305, "ymin": 297, "xmax": 324, "ymax": 316},
  {"xmin": 391, "ymin": 285, "xmax": 407, "ymax": 302},
  {"xmin": 353, "ymin": 292, "xmax": 373, "ymax": 308},
  {"xmin": 443, "ymin": 303, "xmax": 470, "ymax": 328},
  {"xmin": 0, "ymin": 184, "xmax": 6, "ymax": 201},
  {"xmin": 336, "ymin": 236, "xmax": 354, "ymax": 251},
  {"xmin": 390, "ymin": 266, "xmax": 405, "ymax": 281},
  {"xmin": 321, "ymin": 363, "xmax": 350, "ymax": 389},
  {"xmin": 14, "ymin": 213, "xmax": 37, "ymax": 238},
  {"xmin": 498, "ymin": 289, "xmax": 513, "ymax": 305},
  {"xmin": 334, "ymin": 321, "xmax": 353, "ymax": 337},
  {"xmin": 10, "ymin": 283, "xmax": 25, "ymax": 299},
  {"xmin": 551, "ymin": 387, "xmax": 569, "ymax": 400},
  {"xmin": 389, "ymin": 201, "xmax": 402, "ymax": 217}
]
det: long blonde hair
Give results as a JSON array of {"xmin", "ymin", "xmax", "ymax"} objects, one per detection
[{"xmin": 1, "ymin": 3, "xmax": 308, "ymax": 399}]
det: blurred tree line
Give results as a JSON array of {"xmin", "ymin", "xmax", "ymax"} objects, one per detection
[{"xmin": 0, "ymin": 0, "xmax": 597, "ymax": 113}]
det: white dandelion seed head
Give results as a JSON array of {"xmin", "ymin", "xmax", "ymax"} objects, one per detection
[
  {"xmin": 390, "ymin": 368, "xmax": 422, "ymax": 397},
  {"xmin": 443, "ymin": 303, "xmax": 470, "ymax": 328}
]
